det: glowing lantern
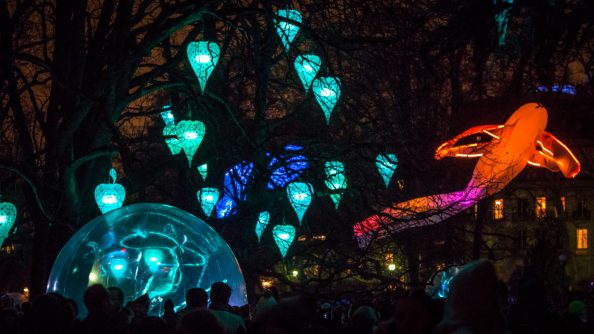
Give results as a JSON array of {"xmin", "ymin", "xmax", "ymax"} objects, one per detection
[
  {"xmin": 143, "ymin": 248, "xmax": 164, "ymax": 273},
  {"xmin": 109, "ymin": 258, "xmax": 128, "ymax": 279},
  {"xmin": 255, "ymin": 211, "xmax": 270, "ymax": 243},
  {"xmin": 494, "ymin": 0, "xmax": 514, "ymax": 46},
  {"xmin": 286, "ymin": 182, "xmax": 313, "ymax": 225},
  {"xmin": 94, "ymin": 169, "xmax": 126, "ymax": 214},
  {"xmin": 197, "ymin": 164, "xmax": 208, "ymax": 180},
  {"xmin": 312, "ymin": 77, "xmax": 341, "ymax": 124},
  {"xmin": 272, "ymin": 224, "xmax": 296, "ymax": 258},
  {"xmin": 275, "ymin": 9, "xmax": 302, "ymax": 51},
  {"xmin": 294, "ymin": 55, "xmax": 321, "ymax": 91},
  {"xmin": 0, "ymin": 200, "xmax": 17, "ymax": 246},
  {"xmin": 324, "ymin": 161, "xmax": 347, "ymax": 209},
  {"xmin": 197, "ymin": 187, "xmax": 219, "ymax": 218},
  {"xmin": 187, "ymin": 41, "xmax": 221, "ymax": 94},
  {"xmin": 161, "ymin": 106, "xmax": 182, "ymax": 155},
  {"xmin": 176, "ymin": 120, "xmax": 206, "ymax": 166},
  {"xmin": 376, "ymin": 153, "xmax": 398, "ymax": 188}
]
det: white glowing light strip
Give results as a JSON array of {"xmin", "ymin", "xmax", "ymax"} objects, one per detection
[
  {"xmin": 455, "ymin": 153, "xmax": 483, "ymax": 158},
  {"xmin": 527, "ymin": 160, "xmax": 541, "ymax": 167},
  {"xmin": 536, "ymin": 140, "xmax": 554, "ymax": 156},
  {"xmin": 482, "ymin": 129, "xmax": 500, "ymax": 140}
]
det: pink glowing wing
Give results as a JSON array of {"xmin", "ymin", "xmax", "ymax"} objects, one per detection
[
  {"xmin": 528, "ymin": 132, "xmax": 581, "ymax": 178},
  {"xmin": 434, "ymin": 125, "xmax": 505, "ymax": 160}
]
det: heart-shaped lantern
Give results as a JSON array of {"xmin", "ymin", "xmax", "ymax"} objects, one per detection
[
  {"xmin": 197, "ymin": 187, "xmax": 219, "ymax": 218},
  {"xmin": 255, "ymin": 211, "xmax": 270, "ymax": 243},
  {"xmin": 275, "ymin": 9, "xmax": 302, "ymax": 51},
  {"xmin": 94, "ymin": 168, "xmax": 126, "ymax": 214},
  {"xmin": 187, "ymin": 41, "xmax": 221, "ymax": 94},
  {"xmin": 312, "ymin": 77, "xmax": 341, "ymax": 124},
  {"xmin": 0, "ymin": 200, "xmax": 17, "ymax": 246},
  {"xmin": 197, "ymin": 163, "xmax": 208, "ymax": 180},
  {"xmin": 294, "ymin": 54, "xmax": 321, "ymax": 92},
  {"xmin": 176, "ymin": 120, "xmax": 205, "ymax": 166},
  {"xmin": 376, "ymin": 153, "xmax": 398, "ymax": 188},
  {"xmin": 324, "ymin": 161, "xmax": 347, "ymax": 209},
  {"xmin": 272, "ymin": 224, "xmax": 296, "ymax": 258},
  {"xmin": 286, "ymin": 182, "xmax": 313, "ymax": 225}
]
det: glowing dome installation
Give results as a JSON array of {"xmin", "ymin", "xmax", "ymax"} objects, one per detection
[{"xmin": 47, "ymin": 203, "xmax": 247, "ymax": 316}]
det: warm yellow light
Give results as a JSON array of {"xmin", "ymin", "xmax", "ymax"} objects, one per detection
[
  {"xmin": 577, "ymin": 229, "xmax": 588, "ymax": 249},
  {"xmin": 261, "ymin": 279, "xmax": 272, "ymax": 288},
  {"xmin": 493, "ymin": 199, "xmax": 504, "ymax": 220},
  {"xmin": 536, "ymin": 197, "xmax": 546, "ymax": 218},
  {"xmin": 89, "ymin": 272, "xmax": 98, "ymax": 282},
  {"xmin": 292, "ymin": 270, "xmax": 299, "ymax": 277},
  {"xmin": 388, "ymin": 264, "xmax": 396, "ymax": 271}
]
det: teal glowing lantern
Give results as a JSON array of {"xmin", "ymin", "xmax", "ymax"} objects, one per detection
[
  {"xmin": 255, "ymin": 211, "xmax": 270, "ymax": 243},
  {"xmin": 176, "ymin": 120, "xmax": 206, "ymax": 166},
  {"xmin": 161, "ymin": 106, "xmax": 182, "ymax": 155},
  {"xmin": 0, "ymin": 200, "xmax": 17, "ymax": 246},
  {"xmin": 275, "ymin": 9, "xmax": 302, "ymax": 51},
  {"xmin": 376, "ymin": 153, "xmax": 398, "ymax": 188},
  {"xmin": 494, "ymin": 0, "xmax": 514, "ymax": 46},
  {"xmin": 109, "ymin": 258, "xmax": 128, "ymax": 279},
  {"xmin": 187, "ymin": 41, "xmax": 221, "ymax": 94},
  {"xmin": 143, "ymin": 248, "xmax": 164, "ymax": 273},
  {"xmin": 324, "ymin": 161, "xmax": 347, "ymax": 209},
  {"xmin": 286, "ymin": 182, "xmax": 313, "ymax": 225},
  {"xmin": 197, "ymin": 187, "xmax": 219, "ymax": 218},
  {"xmin": 94, "ymin": 169, "xmax": 126, "ymax": 214},
  {"xmin": 272, "ymin": 224, "xmax": 296, "ymax": 258},
  {"xmin": 197, "ymin": 164, "xmax": 208, "ymax": 180},
  {"xmin": 294, "ymin": 55, "xmax": 321, "ymax": 91},
  {"xmin": 161, "ymin": 105, "xmax": 175, "ymax": 127},
  {"xmin": 312, "ymin": 77, "xmax": 341, "ymax": 124}
]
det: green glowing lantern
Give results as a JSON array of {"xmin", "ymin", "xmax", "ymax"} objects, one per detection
[
  {"xmin": 187, "ymin": 41, "xmax": 221, "ymax": 94},
  {"xmin": 376, "ymin": 153, "xmax": 398, "ymax": 188},
  {"xmin": 176, "ymin": 120, "xmax": 206, "ymax": 166},
  {"xmin": 197, "ymin": 187, "xmax": 219, "ymax": 218},
  {"xmin": 324, "ymin": 161, "xmax": 347, "ymax": 209},
  {"xmin": 272, "ymin": 224, "xmax": 296, "ymax": 258},
  {"xmin": 197, "ymin": 164, "xmax": 208, "ymax": 180},
  {"xmin": 161, "ymin": 107, "xmax": 182, "ymax": 155},
  {"xmin": 286, "ymin": 182, "xmax": 313, "ymax": 225},
  {"xmin": 275, "ymin": 9, "xmax": 302, "ymax": 51},
  {"xmin": 0, "ymin": 200, "xmax": 17, "ymax": 246},
  {"xmin": 494, "ymin": 0, "xmax": 514, "ymax": 46},
  {"xmin": 94, "ymin": 169, "xmax": 126, "ymax": 214},
  {"xmin": 143, "ymin": 248, "xmax": 164, "ymax": 273},
  {"xmin": 294, "ymin": 55, "xmax": 321, "ymax": 91},
  {"xmin": 255, "ymin": 211, "xmax": 270, "ymax": 243},
  {"xmin": 312, "ymin": 77, "xmax": 341, "ymax": 124},
  {"xmin": 109, "ymin": 258, "xmax": 128, "ymax": 279}
]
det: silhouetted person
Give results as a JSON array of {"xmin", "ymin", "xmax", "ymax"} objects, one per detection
[
  {"xmin": 108, "ymin": 286, "xmax": 125, "ymax": 310},
  {"xmin": 209, "ymin": 282, "xmax": 246, "ymax": 334},
  {"xmin": 179, "ymin": 308, "xmax": 224, "ymax": 334},
  {"xmin": 163, "ymin": 298, "xmax": 177, "ymax": 328},
  {"xmin": 79, "ymin": 284, "xmax": 119, "ymax": 334},
  {"xmin": 136, "ymin": 315, "xmax": 172, "ymax": 334},
  {"xmin": 30, "ymin": 293, "xmax": 74, "ymax": 334},
  {"xmin": 187, "ymin": 287, "xmax": 208, "ymax": 309}
]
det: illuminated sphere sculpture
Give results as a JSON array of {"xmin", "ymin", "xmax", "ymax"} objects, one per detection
[{"xmin": 47, "ymin": 203, "xmax": 247, "ymax": 316}]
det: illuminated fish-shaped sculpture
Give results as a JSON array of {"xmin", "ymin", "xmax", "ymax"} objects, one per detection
[{"xmin": 354, "ymin": 103, "xmax": 581, "ymax": 247}]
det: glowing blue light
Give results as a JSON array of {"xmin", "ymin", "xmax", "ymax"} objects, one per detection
[
  {"xmin": 536, "ymin": 84, "xmax": 576, "ymax": 95},
  {"xmin": 267, "ymin": 146, "xmax": 308, "ymax": 189},
  {"xmin": 215, "ymin": 161, "xmax": 254, "ymax": 219},
  {"xmin": 312, "ymin": 77, "xmax": 341, "ymax": 124},
  {"xmin": 294, "ymin": 55, "xmax": 321, "ymax": 91},
  {"xmin": 275, "ymin": 9, "xmax": 302, "ymax": 51},
  {"xmin": 187, "ymin": 41, "xmax": 221, "ymax": 94}
]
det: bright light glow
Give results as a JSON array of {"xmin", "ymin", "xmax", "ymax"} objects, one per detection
[
  {"xmin": 376, "ymin": 154, "xmax": 398, "ymax": 188},
  {"xmin": 88, "ymin": 272, "xmax": 98, "ymax": 281},
  {"xmin": 303, "ymin": 64, "xmax": 313, "ymax": 72},
  {"xmin": 493, "ymin": 199, "xmax": 504, "ymax": 220},
  {"xmin": 287, "ymin": 182, "xmax": 314, "ymax": 225},
  {"xmin": 312, "ymin": 77, "xmax": 341, "ymax": 124},
  {"xmin": 0, "ymin": 216, "xmax": 6, "ymax": 223},
  {"xmin": 187, "ymin": 41, "xmax": 221, "ymax": 94},
  {"xmin": 320, "ymin": 88, "xmax": 335, "ymax": 97},
  {"xmin": 279, "ymin": 233, "xmax": 290, "ymax": 240},
  {"xmin": 273, "ymin": 225, "xmax": 296, "ymax": 258},
  {"xmin": 527, "ymin": 161, "xmax": 541, "ymax": 167},
  {"xmin": 294, "ymin": 55, "xmax": 321, "ymax": 91},
  {"xmin": 176, "ymin": 120, "xmax": 206, "ymax": 166},
  {"xmin": 292, "ymin": 270, "xmax": 299, "ymax": 277},
  {"xmin": 113, "ymin": 264, "xmax": 124, "ymax": 270},
  {"xmin": 94, "ymin": 169, "xmax": 125, "ymax": 214},
  {"xmin": 388, "ymin": 264, "xmax": 396, "ymax": 271},
  {"xmin": 197, "ymin": 188, "xmax": 219, "ymax": 218},
  {"xmin": 577, "ymin": 228, "xmax": 588, "ymax": 249},
  {"xmin": 184, "ymin": 131, "xmax": 198, "ymax": 140},
  {"xmin": 275, "ymin": 9, "xmax": 302, "ymax": 51},
  {"xmin": 536, "ymin": 196, "xmax": 546, "ymax": 218}
]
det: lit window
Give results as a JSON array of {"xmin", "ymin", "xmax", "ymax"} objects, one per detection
[
  {"xmin": 577, "ymin": 229, "xmax": 588, "ymax": 249},
  {"xmin": 493, "ymin": 199, "xmax": 504, "ymax": 220},
  {"xmin": 536, "ymin": 197, "xmax": 546, "ymax": 218},
  {"xmin": 312, "ymin": 235, "xmax": 326, "ymax": 241},
  {"xmin": 297, "ymin": 235, "xmax": 307, "ymax": 242}
]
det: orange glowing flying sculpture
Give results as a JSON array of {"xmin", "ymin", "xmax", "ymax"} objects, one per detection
[{"xmin": 354, "ymin": 103, "xmax": 581, "ymax": 247}]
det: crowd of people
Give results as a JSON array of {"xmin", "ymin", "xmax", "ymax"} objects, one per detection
[{"xmin": 1, "ymin": 260, "xmax": 593, "ymax": 333}]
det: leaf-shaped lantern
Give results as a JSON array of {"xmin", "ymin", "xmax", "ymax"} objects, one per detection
[
  {"xmin": 275, "ymin": 9, "xmax": 302, "ymax": 51},
  {"xmin": 324, "ymin": 161, "xmax": 347, "ymax": 209},
  {"xmin": 286, "ymin": 182, "xmax": 313, "ymax": 225},
  {"xmin": 294, "ymin": 54, "xmax": 321, "ymax": 91},
  {"xmin": 176, "ymin": 120, "xmax": 206, "ymax": 166},
  {"xmin": 255, "ymin": 211, "xmax": 270, "ymax": 243},
  {"xmin": 376, "ymin": 153, "xmax": 398, "ymax": 188},
  {"xmin": 0, "ymin": 200, "xmax": 17, "ymax": 247},
  {"xmin": 197, "ymin": 187, "xmax": 219, "ymax": 218},
  {"xmin": 94, "ymin": 168, "xmax": 126, "ymax": 214},
  {"xmin": 312, "ymin": 77, "xmax": 341, "ymax": 124},
  {"xmin": 187, "ymin": 41, "xmax": 221, "ymax": 94},
  {"xmin": 273, "ymin": 224, "xmax": 296, "ymax": 258}
]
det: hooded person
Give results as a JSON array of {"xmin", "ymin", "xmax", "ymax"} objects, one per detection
[{"xmin": 434, "ymin": 260, "xmax": 506, "ymax": 334}]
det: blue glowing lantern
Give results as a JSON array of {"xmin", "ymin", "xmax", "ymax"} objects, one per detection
[
  {"xmin": 187, "ymin": 41, "xmax": 221, "ymax": 94},
  {"xmin": 197, "ymin": 187, "xmax": 219, "ymax": 218},
  {"xmin": 272, "ymin": 224, "xmax": 296, "ymax": 258},
  {"xmin": 0, "ymin": 200, "xmax": 17, "ymax": 247},
  {"xmin": 286, "ymin": 182, "xmax": 313, "ymax": 225},
  {"xmin": 161, "ymin": 106, "xmax": 182, "ymax": 155},
  {"xmin": 176, "ymin": 120, "xmax": 206, "ymax": 166},
  {"xmin": 94, "ymin": 169, "xmax": 126, "ymax": 214},
  {"xmin": 494, "ymin": 0, "xmax": 514, "ymax": 46},
  {"xmin": 215, "ymin": 161, "xmax": 255, "ymax": 219},
  {"xmin": 267, "ymin": 145, "xmax": 309, "ymax": 189},
  {"xmin": 324, "ymin": 161, "xmax": 347, "ymax": 209},
  {"xmin": 294, "ymin": 55, "xmax": 321, "ymax": 91},
  {"xmin": 255, "ymin": 211, "xmax": 270, "ymax": 243},
  {"xmin": 275, "ymin": 9, "xmax": 302, "ymax": 51},
  {"xmin": 312, "ymin": 77, "xmax": 341, "ymax": 124},
  {"xmin": 197, "ymin": 164, "xmax": 208, "ymax": 180},
  {"xmin": 376, "ymin": 154, "xmax": 398, "ymax": 188}
]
